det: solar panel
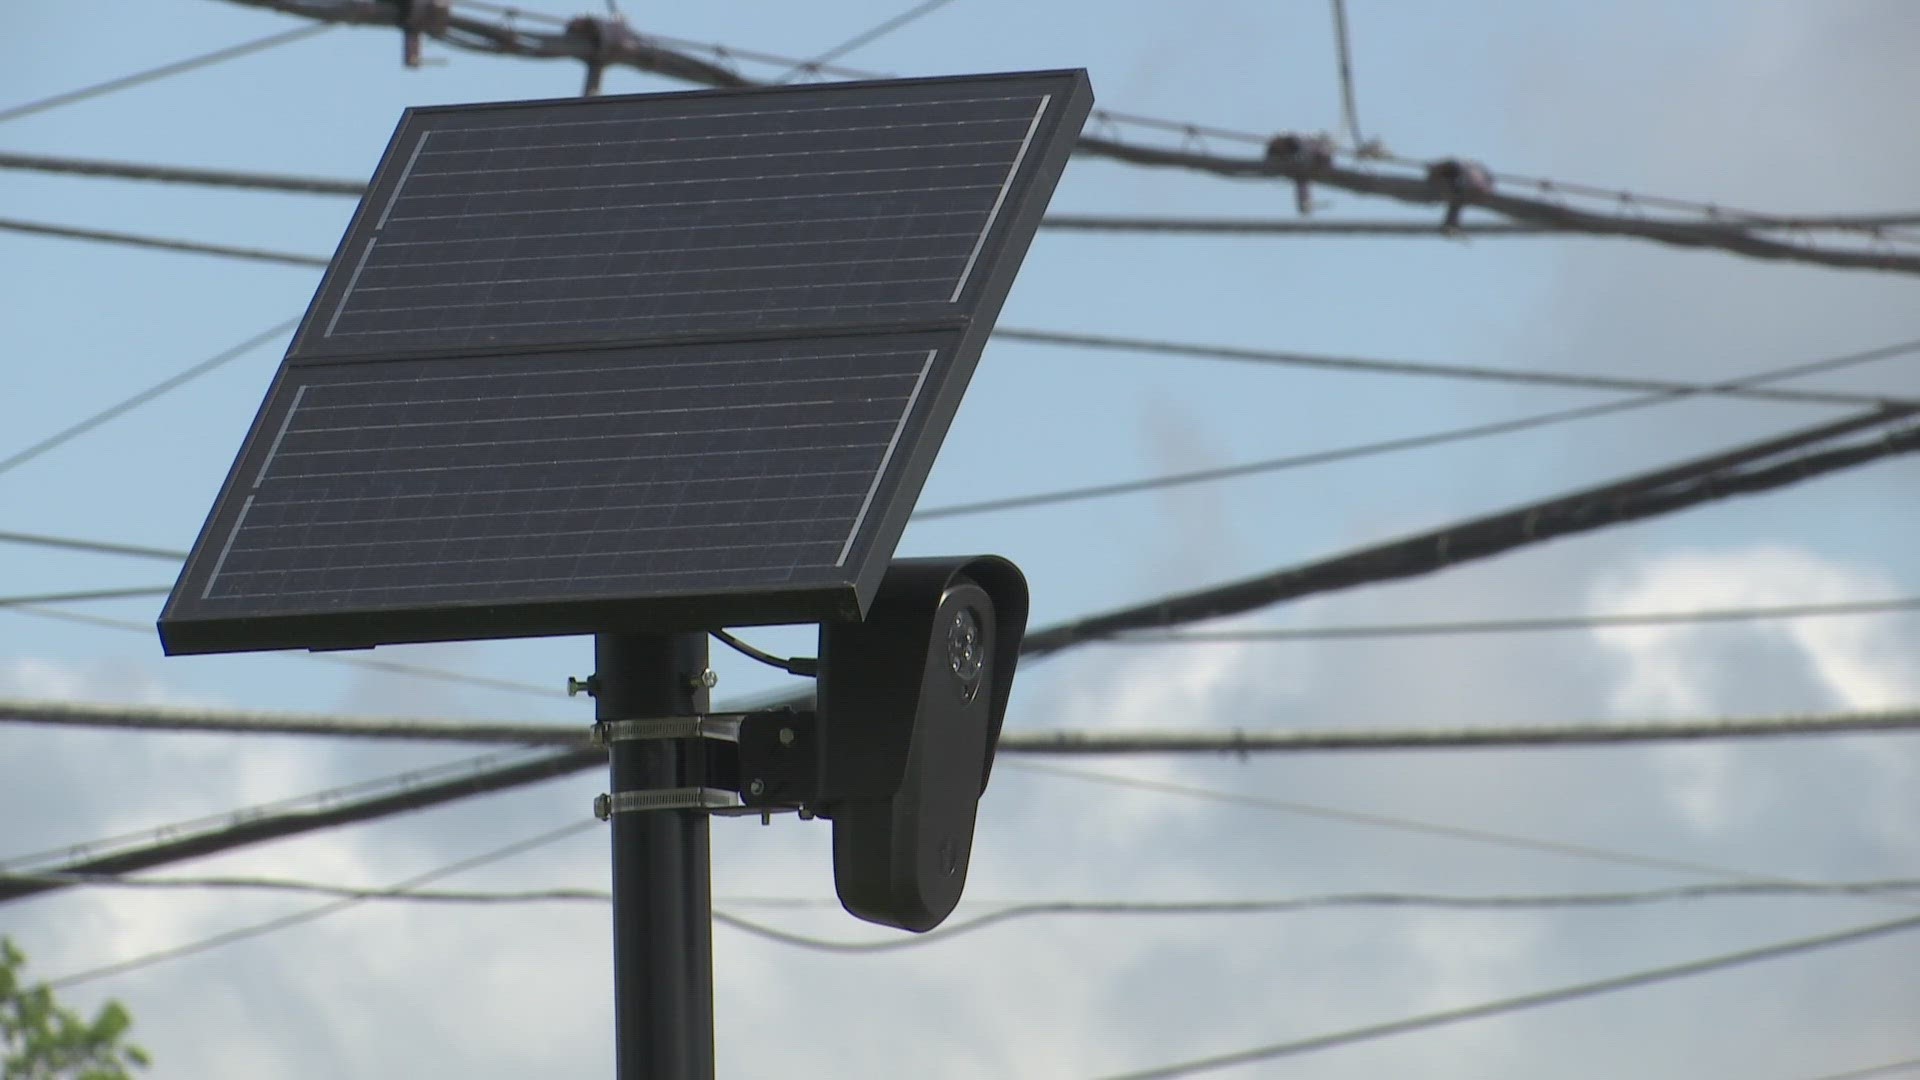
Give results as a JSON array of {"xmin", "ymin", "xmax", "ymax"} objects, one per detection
[{"xmin": 160, "ymin": 70, "xmax": 1091, "ymax": 655}]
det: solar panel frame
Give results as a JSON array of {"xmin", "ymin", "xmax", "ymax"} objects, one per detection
[{"xmin": 158, "ymin": 69, "xmax": 1091, "ymax": 656}]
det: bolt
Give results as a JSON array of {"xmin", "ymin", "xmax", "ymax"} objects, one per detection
[
  {"xmin": 797, "ymin": 805, "xmax": 815, "ymax": 821},
  {"xmin": 567, "ymin": 675, "xmax": 600, "ymax": 698},
  {"xmin": 777, "ymin": 726, "xmax": 796, "ymax": 747},
  {"xmin": 688, "ymin": 668, "xmax": 718, "ymax": 690},
  {"xmin": 748, "ymin": 778, "xmax": 765, "ymax": 796},
  {"xmin": 760, "ymin": 811, "xmax": 772, "ymax": 826},
  {"xmin": 592, "ymin": 793, "xmax": 612, "ymax": 821}
]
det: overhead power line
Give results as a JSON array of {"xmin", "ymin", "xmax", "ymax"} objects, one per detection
[
  {"xmin": 201, "ymin": 0, "xmax": 1920, "ymax": 274},
  {"xmin": 1118, "ymin": 595, "xmax": 1920, "ymax": 643},
  {"xmin": 0, "ymin": 747, "xmax": 595, "ymax": 905},
  {"xmin": 914, "ymin": 334, "xmax": 1920, "ymax": 520},
  {"xmin": 0, "ymin": 587, "xmax": 172, "ymax": 608},
  {"xmin": 0, "ymin": 23, "xmax": 332, "ymax": 125},
  {"xmin": 0, "ymin": 149, "xmax": 367, "ymax": 195},
  {"xmin": 1020, "ymin": 408, "xmax": 1920, "ymax": 655},
  {"xmin": 0, "ymin": 215, "xmax": 329, "ymax": 268},
  {"xmin": 41, "ymin": 820, "xmax": 596, "ymax": 989},
  {"xmin": 0, "ymin": 317, "xmax": 299, "ymax": 480},
  {"xmin": 775, "ymin": 0, "xmax": 959, "ymax": 83},
  {"xmin": 994, "ymin": 327, "xmax": 1920, "ymax": 410},
  {"xmin": 1803, "ymin": 1059, "xmax": 1920, "ymax": 1080},
  {"xmin": 11, "ymin": 697, "xmax": 1920, "ymax": 752},
  {"xmin": 0, "ymin": 530, "xmax": 186, "ymax": 562},
  {"xmin": 15, "ymin": 869, "xmax": 1920, "ymax": 955},
  {"xmin": 1096, "ymin": 911, "xmax": 1920, "ymax": 1079},
  {"xmin": 13, "ymin": 147, "xmax": 1916, "ymax": 240},
  {"xmin": 1006, "ymin": 761, "xmax": 1890, "ymax": 889}
]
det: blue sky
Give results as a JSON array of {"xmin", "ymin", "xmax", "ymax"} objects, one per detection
[{"xmin": 3, "ymin": 2, "xmax": 1919, "ymax": 1077}]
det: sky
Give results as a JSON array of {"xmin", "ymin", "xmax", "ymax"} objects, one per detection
[{"xmin": 2, "ymin": 1, "xmax": 1919, "ymax": 1077}]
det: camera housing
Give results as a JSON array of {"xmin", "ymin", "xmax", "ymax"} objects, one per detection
[{"xmin": 816, "ymin": 556, "xmax": 1028, "ymax": 931}]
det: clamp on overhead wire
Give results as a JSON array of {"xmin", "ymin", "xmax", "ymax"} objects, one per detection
[
  {"xmin": 565, "ymin": 15, "xmax": 643, "ymax": 96},
  {"xmin": 397, "ymin": 0, "xmax": 451, "ymax": 69}
]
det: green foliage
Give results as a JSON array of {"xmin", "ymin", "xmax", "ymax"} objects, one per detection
[{"xmin": 0, "ymin": 938, "xmax": 150, "ymax": 1080}]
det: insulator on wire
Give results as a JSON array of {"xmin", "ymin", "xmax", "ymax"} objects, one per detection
[
  {"xmin": 566, "ymin": 15, "xmax": 642, "ymax": 96},
  {"xmin": 1264, "ymin": 133, "xmax": 1335, "ymax": 215},
  {"xmin": 1425, "ymin": 158, "xmax": 1495, "ymax": 232},
  {"xmin": 397, "ymin": 0, "xmax": 451, "ymax": 69}
]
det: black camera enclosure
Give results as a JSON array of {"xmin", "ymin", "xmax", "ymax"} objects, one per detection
[{"xmin": 817, "ymin": 556, "xmax": 1028, "ymax": 932}]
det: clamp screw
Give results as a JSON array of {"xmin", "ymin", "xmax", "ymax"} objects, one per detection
[
  {"xmin": 797, "ymin": 805, "xmax": 815, "ymax": 821},
  {"xmin": 748, "ymin": 779, "xmax": 765, "ymax": 796},
  {"xmin": 567, "ymin": 675, "xmax": 601, "ymax": 698},
  {"xmin": 778, "ymin": 726, "xmax": 796, "ymax": 747},
  {"xmin": 592, "ymin": 793, "xmax": 612, "ymax": 821},
  {"xmin": 689, "ymin": 668, "xmax": 718, "ymax": 690}
]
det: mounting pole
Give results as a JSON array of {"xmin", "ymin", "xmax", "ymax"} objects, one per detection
[{"xmin": 596, "ymin": 631, "xmax": 715, "ymax": 1080}]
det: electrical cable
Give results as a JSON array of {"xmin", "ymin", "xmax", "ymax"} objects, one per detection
[
  {"xmin": 1002, "ymin": 762, "xmax": 1868, "ymax": 888},
  {"xmin": 710, "ymin": 629, "xmax": 818, "ymax": 677},
  {"xmin": 1019, "ymin": 409, "xmax": 1920, "ymax": 655},
  {"xmin": 13, "ymin": 870, "xmax": 1920, "ymax": 949},
  {"xmin": 16, "ymin": 697, "xmax": 1920, "ymax": 753},
  {"xmin": 40, "ymin": 820, "xmax": 598, "ymax": 989},
  {"xmin": 1115, "ymin": 595, "xmax": 1920, "ymax": 643},
  {"xmin": 201, "ymin": 0, "xmax": 1920, "ymax": 274},
  {"xmin": 0, "ymin": 747, "xmax": 596, "ymax": 904},
  {"xmin": 0, "ymin": 215, "xmax": 329, "ymax": 268},
  {"xmin": 0, "ymin": 530, "xmax": 186, "ymax": 562},
  {"xmin": 1801, "ymin": 1059, "xmax": 1920, "ymax": 1080},
  {"xmin": 1328, "ymin": 0, "xmax": 1366, "ymax": 149},
  {"xmin": 12, "ymin": 140, "xmax": 1920, "ymax": 241},
  {"xmin": 1093, "ymin": 911, "xmax": 1920, "ymax": 1079},
  {"xmin": 0, "ymin": 587, "xmax": 171, "ymax": 608},
  {"xmin": 0, "ymin": 605, "xmax": 560, "ymax": 699},
  {"xmin": 773, "ymin": 0, "xmax": 959, "ymax": 83},
  {"xmin": 992, "ymin": 327, "xmax": 1920, "ymax": 410},
  {"xmin": 0, "ymin": 23, "xmax": 333, "ymax": 125},
  {"xmin": 0, "ymin": 317, "xmax": 299, "ymax": 480}
]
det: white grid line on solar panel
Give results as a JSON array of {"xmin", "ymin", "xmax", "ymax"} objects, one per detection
[
  {"xmin": 332, "ymin": 296, "xmax": 941, "ymax": 337},
  {"xmin": 323, "ymin": 240, "xmax": 379, "ymax": 337},
  {"xmin": 298, "ymin": 372, "xmax": 917, "ymax": 412},
  {"xmin": 270, "ymin": 418, "xmax": 899, "ymax": 464},
  {"xmin": 210, "ymin": 538, "xmax": 839, "ymax": 586},
  {"xmin": 300, "ymin": 349, "xmax": 931, "ymax": 391},
  {"xmin": 387, "ymin": 164, "xmax": 1014, "ymax": 214},
  {"xmin": 226, "ymin": 515, "xmax": 860, "ymax": 557},
  {"xmin": 267, "ymin": 440, "xmax": 893, "ymax": 481},
  {"xmin": 369, "ymin": 232, "xmax": 983, "ymax": 274},
  {"xmin": 353, "ymin": 255, "xmax": 966, "ymax": 297},
  {"xmin": 371, "ymin": 211, "xmax": 980, "ymax": 250},
  {"xmin": 408, "ymin": 134, "xmax": 1028, "ymax": 181},
  {"xmin": 952, "ymin": 95, "xmax": 1049, "ymax": 301},
  {"xmin": 417, "ymin": 93, "xmax": 1039, "ymax": 139},
  {"xmin": 241, "ymin": 466, "xmax": 879, "ymax": 507},
  {"xmin": 337, "ymin": 274, "xmax": 955, "ymax": 318},
  {"xmin": 376, "ymin": 133, "xmax": 431, "ymax": 230},
  {"xmin": 209, "ymin": 557, "xmax": 835, "ymax": 601},
  {"xmin": 252, "ymin": 385, "xmax": 308, "ymax": 490},
  {"xmin": 381, "ymin": 182, "xmax": 1000, "ymax": 223},
  {"xmin": 244, "ymin": 489, "xmax": 867, "ymax": 529},
  {"xmin": 839, "ymin": 347, "xmax": 935, "ymax": 565},
  {"xmin": 286, "ymin": 395, "xmax": 870, "ymax": 435},
  {"xmin": 199, "ymin": 495, "xmax": 254, "ymax": 600}
]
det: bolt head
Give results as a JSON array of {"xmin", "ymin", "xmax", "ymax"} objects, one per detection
[
  {"xmin": 748, "ymin": 778, "xmax": 766, "ymax": 796},
  {"xmin": 778, "ymin": 726, "xmax": 796, "ymax": 747}
]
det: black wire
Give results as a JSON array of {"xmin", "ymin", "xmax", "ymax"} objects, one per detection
[
  {"xmin": 0, "ymin": 587, "xmax": 171, "ymax": 609},
  {"xmin": 1095, "ymin": 912, "xmax": 1920, "ymax": 1079},
  {"xmin": 1328, "ymin": 0, "xmax": 1365, "ymax": 146},
  {"xmin": 711, "ymin": 629, "xmax": 818, "ymax": 677},
  {"xmin": 0, "ymin": 23, "xmax": 332, "ymax": 124},
  {"xmin": 0, "ymin": 216, "xmax": 329, "ymax": 268},
  {"xmin": 773, "ymin": 0, "xmax": 960, "ymax": 83},
  {"xmin": 0, "ymin": 317, "xmax": 299, "ymax": 479}
]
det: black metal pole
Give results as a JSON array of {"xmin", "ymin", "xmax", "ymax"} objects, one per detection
[{"xmin": 596, "ymin": 631, "xmax": 715, "ymax": 1080}]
